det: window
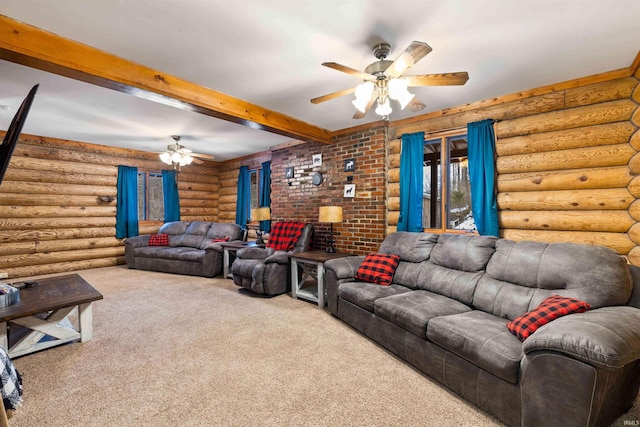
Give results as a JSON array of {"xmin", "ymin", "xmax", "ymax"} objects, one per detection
[
  {"xmin": 138, "ymin": 171, "xmax": 164, "ymax": 221},
  {"xmin": 423, "ymin": 132, "xmax": 475, "ymax": 233},
  {"xmin": 249, "ymin": 169, "xmax": 259, "ymax": 212}
]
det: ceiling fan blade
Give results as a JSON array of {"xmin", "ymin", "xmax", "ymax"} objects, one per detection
[
  {"xmin": 322, "ymin": 62, "xmax": 375, "ymax": 81},
  {"xmin": 311, "ymin": 87, "xmax": 355, "ymax": 104},
  {"xmin": 386, "ymin": 41, "xmax": 433, "ymax": 78},
  {"xmin": 190, "ymin": 157, "xmax": 204, "ymax": 165},
  {"xmin": 190, "ymin": 152, "xmax": 216, "ymax": 160},
  {"xmin": 406, "ymin": 97, "xmax": 426, "ymax": 112},
  {"xmin": 406, "ymin": 72, "xmax": 469, "ymax": 86},
  {"xmin": 353, "ymin": 94, "xmax": 377, "ymax": 119}
]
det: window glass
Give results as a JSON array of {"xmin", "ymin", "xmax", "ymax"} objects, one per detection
[
  {"xmin": 446, "ymin": 136, "xmax": 473, "ymax": 231},
  {"xmin": 137, "ymin": 171, "xmax": 164, "ymax": 222},
  {"xmin": 250, "ymin": 169, "xmax": 259, "ymax": 212},
  {"xmin": 422, "ymin": 133, "xmax": 474, "ymax": 233},
  {"xmin": 148, "ymin": 173, "xmax": 164, "ymax": 221}
]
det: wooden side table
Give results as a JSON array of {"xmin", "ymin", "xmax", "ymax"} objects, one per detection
[
  {"xmin": 220, "ymin": 241, "xmax": 264, "ymax": 279},
  {"xmin": 290, "ymin": 250, "xmax": 354, "ymax": 308}
]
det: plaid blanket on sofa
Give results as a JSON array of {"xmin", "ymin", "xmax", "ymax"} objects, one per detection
[
  {"xmin": 267, "ymin": 221, "xmax": 306, "ymax": 251},
  {"xmin": 0, "ymin": 347, "xmax": 22, "ymax": 411}
]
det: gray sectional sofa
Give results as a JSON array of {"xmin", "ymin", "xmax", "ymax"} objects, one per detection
[
  {"xmin": 324, "ymin": 232, "xmax": 640, "ymax": 427},
  {"xmin": 124, "ymin": 221, "xmax": 244, "ymax": 277}
]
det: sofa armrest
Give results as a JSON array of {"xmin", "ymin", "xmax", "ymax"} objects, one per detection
[
  {"xmin": 124, "ymin": 235, "xmax": 150, "ymax": 248},
  {"xmin": 523, "ymin": 306, "xmax": 640, "ymax": 369},
  {"xmin": 324, "ymin": 256, "xmax": 365, "ymax": 280},
  {"xmin": 236, "ymin": 247, "xmax": 272, "ymax": 260},
  {"xmin": 324, "ymin": 256, "xmax": 365, "ymax": 316},
  {"xmin": 264, "ymin": 251, "xmax": 289, "ymax": 264}
]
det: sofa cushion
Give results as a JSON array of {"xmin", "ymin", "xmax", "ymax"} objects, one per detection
[
  {"xmin": 338, "ymin": 282, "xmax": 412, "ymax": 313},
  {"xmin": 176, "ymin": 234, "xmax": 205, "ymax": 249},
  {"xmin": 177, "ymin": 249, "xmax": 205, "ymax": 263},
  {"xmin": 427, "ymin": 311, "xmax": 524, "ymax": 384},
  {"xmin": 430, "ymin": 234, "xmax": 497, "ymax": 272},
  {"xmin": 379, "ymin": 232, "xmax": 439, "ymax": 263},
  {"xmin": 149, "ymin": 233, "xmax": 169, "ymax": 246},
  {"xmin": 184, "ymin": 221, "xmax": 213, "ymax": 236},
  {"xmin": 355, "ymin": 253, "xmax": 400, "ymax": 286},
  {"xmin": 158, "ymin": 221, "xmax": 190, "ymax": 235},
  {"xmin": 133, "ymin": 246, "xmax": 194, "ymax": 260},
  {"xmin": 507, "ymin": 295, "xmax": 590, "ymax": 341},
  {"xmin": 207, "ymin": 223, "xmax": 244, "ymax": 241},
  {"xmin": 374, "ymin": 290, "xmax": 472, "ymax": 338},
  {"xmin": 474, "ymin": 239, "xmax": 631, "ymax": 320}
]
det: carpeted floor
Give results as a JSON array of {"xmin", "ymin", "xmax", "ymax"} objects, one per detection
[{"xmin": 5, "ymin": 266, "xmax": 640, "ymax": 426}]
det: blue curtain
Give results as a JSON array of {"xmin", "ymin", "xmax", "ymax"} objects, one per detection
[
  {"xmin": 235, "ymin": 166, "xmax": 250, "ymax": 227},
  {"xmin": 259, "ymin": 161, "xmax": 272, "ymax": 232},
  {"xmin": 162, "ymin": 170, "xmax": 180, "ymax": 223},
  {"xmin": 397, "ymin": 132, "xmax": 424, "ymax": 232},
  {"xmin": 115, "ymin": 165, "xmax": 139, "ymax": 238},
  {"xmin": 467, "ymin": 119, "xmax": 499, "ymax": 236}
]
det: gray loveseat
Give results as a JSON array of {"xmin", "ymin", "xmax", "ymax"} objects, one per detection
[
  {"xmin": 325, "ymin": 232, "xmax": 640, "ymax": 427},
  {"xmin": 124, "ymin": 221, "xmax": 244, "ymax": 277}
]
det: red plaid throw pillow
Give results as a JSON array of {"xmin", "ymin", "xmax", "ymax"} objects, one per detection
[
  {"xmin": 355, "ymin": 253, "xmax": 401, "ymax": 286},
  {"xmin": 149, "ymin": 233, "xmax": 169, "ymax": 246},
  {"xmin": 267, "ymin": 221, "xmax": 306, "ymax": 251},
  {"xmin": 212, "ymin": 237, "xmax": 229, "ymax": 243},
  {"xmin": 507, "ymin": 295, "xmax": 590, "ymax": 341}
]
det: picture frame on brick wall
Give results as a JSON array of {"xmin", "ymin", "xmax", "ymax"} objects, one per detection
[
  {"xmin": 344, "ymin": 184, "xmax": 355, "ymax": 198},
  {"xmin": 285, "ymin": 167, "xmax": 294, "ymax": 178},
  {"xmin": 344, "ymin": 158, "xmax": 355, "ymax": 172},
  {"xmin": 312, "ymin": 153, "xmax": 322, "ymax": 167}
]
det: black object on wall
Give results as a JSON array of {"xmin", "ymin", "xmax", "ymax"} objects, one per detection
[{"xmin": 0, "ymin": 84, "xmax": 39, "ymax": 185}]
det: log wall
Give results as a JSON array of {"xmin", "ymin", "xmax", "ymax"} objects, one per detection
[
  {"xmin": 0, "ymin": 134, "xmax": 219, "ymax": 279},
  {"xmin": 388, "ymin": 69, "xmax": 640, "ymax": 262}
]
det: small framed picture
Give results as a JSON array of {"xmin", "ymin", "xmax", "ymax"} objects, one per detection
[
  {"xmin": 312, "ymin": 153, "xmax": 322, "ymax": 167},
  {"xmin": 285, "ymin": 167, "xmax": 294, "ymax": 178},
  {"xmin": 344, "ymin": 158, "xmax": 355, "ymax": 172},
  {"xmin": 344, "ymin": 184, "xmax": 355, "ymax": 198}
]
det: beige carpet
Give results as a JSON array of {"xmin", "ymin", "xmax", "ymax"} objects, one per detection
[{"xmin": 5, "ymin": 266, "xmax": 639, "ymax": 426}]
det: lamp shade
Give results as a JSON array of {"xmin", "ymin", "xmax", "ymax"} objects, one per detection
[
  {"xmin": 319, "ymin": 206, "xmax": 343, "ymax": 223},
  {"xmin": 251, "ymin": 207, "xmax": 271, "ymax": 221}
]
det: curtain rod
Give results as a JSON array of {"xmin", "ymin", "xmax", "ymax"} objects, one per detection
[{"xmin": 396, "ymin": 119, "xmax": 500, "ymax": 140}]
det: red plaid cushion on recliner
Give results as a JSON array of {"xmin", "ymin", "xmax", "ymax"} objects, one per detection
[
  {"xmin": 266, "ymin": 221, "xmax": 306, "ymax": 251},
  {"xmin": 355, "ymin": 253, "xmax": 401, "ymax": 286},
  {"xmin": 507, "ymin": 295, "xmax": 591, "ymax": 341},
  {"xmin": 149, "ymin": 233, "xmax": 169, "ymax": 246}
]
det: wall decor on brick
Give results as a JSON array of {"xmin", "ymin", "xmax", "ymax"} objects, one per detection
[{"xmin": 344, "ymin": 158, "xmax": 355, "ymax": 172}]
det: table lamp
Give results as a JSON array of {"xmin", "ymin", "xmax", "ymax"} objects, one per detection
[
  {"xmin": 251, "ymin": 207, "xmax": 271, "ymax": 245},
  {"xmin": 319, "ymin": 206, "xmax": 343, "ymax": 253}
]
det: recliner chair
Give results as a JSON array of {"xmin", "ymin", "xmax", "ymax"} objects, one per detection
[{"xmin": 231, "ymin": 222, "xmax": 314, "ymax": 296}]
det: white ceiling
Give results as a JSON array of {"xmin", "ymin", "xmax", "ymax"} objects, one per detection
[{"xmin": 0, "ymin": 0, "xmax": 639, "ymax": 162}]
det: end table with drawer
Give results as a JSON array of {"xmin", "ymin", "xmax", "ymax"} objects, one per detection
[{"xmin": 290, "ymin": 251, "xmax": 354, "ymax": 308}]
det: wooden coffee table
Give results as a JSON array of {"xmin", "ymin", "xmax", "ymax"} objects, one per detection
[{"xmin": 0, "ymin": 274, "xmax": 103, "ymax": 358}]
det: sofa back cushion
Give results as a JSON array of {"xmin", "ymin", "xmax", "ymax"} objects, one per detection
[
  {"xmin": 158, "ymin": 221, "xmax": 191, "ymax": 246},
  {"xmin": 417, "ymin": 234, "xmax": 497, "ymax": 305},
  {"xmin": 473, "ymin": 239, "xmax": 632, "ymax": 320},
  {"xmin": 207, "ymin": 222, "xmax": 244, "ymax": 242},
  {"xmin": 379, "ymin": 232, "xmax": 439, "ymax": 263},
  {"xmin": 379, "ymin": 232, "xmax": 438, "ymax": 289}
]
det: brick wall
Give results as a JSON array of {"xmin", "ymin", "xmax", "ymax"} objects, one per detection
[{"xmin": 270, "ymin": 125, "xmax": 387, "ymax": 255}]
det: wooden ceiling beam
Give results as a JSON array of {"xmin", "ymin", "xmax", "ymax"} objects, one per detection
[{"xmin": 0, "ymin": 14, "xmax": 332, "ymax": 145}]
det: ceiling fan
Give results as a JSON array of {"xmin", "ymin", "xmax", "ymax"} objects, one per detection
[
  {"xmin": 311, "ymin": 41, "xmax": 469, "ymax": 119},
  {"xmin": 159, "ymin": 135, "xmax": 215, "ymax": 169}
]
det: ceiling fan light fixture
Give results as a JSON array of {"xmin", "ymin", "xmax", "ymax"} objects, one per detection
[
  {"xmin": 159, "ymin": 152, "xmax": 172, "ymax": 165},
  {"xmin": 375, "ymin": 98, "xmax": 392, "ymax": 117},
  {"xmin": 352, "ymin": 81, "xmax": 375, "ymax": 112}
]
